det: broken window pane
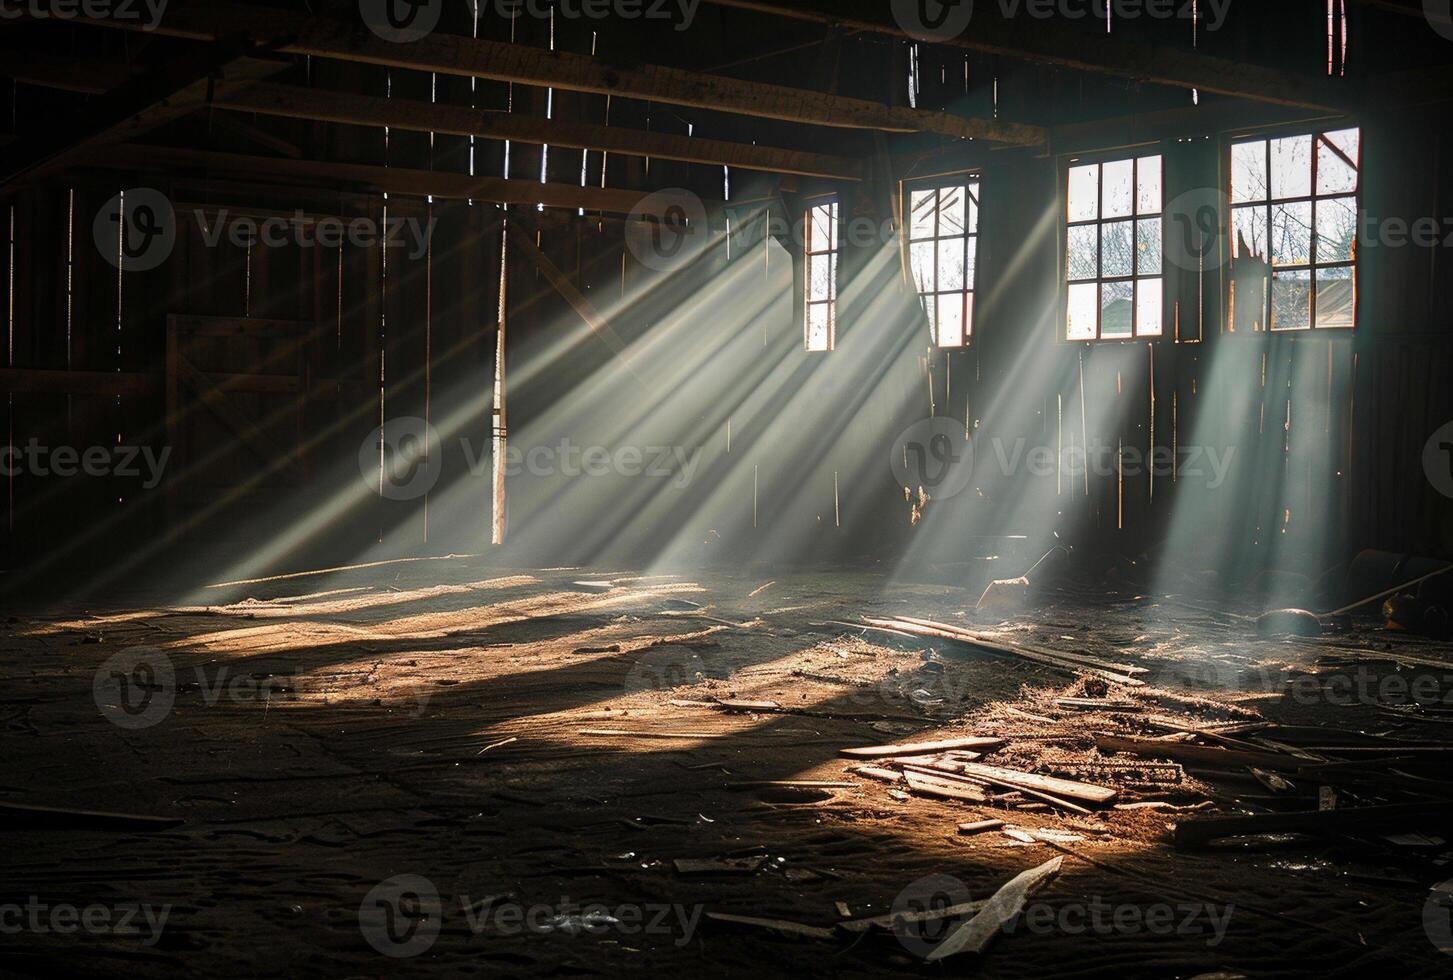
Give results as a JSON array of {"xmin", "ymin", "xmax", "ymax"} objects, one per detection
[
  {"xmin": 965, "ymin": 182, "xmax": 980, "ymax": 234},
  {"xmin": 1271, "ymin": 135, "xmax": 1313, "ymax": 199},
  {"xmin": 1317, "ymin": 135, "xmax": 1359, "ymax": 195},
  {"xmin": 1136, "ymin": 218, "xmax": 1162, "ymax": 275},
  {"xmin": 1315, "ymin": 266, "xmax": 1354, "ymax": 329},
  {"xmin": 1232, "ymin": 140, "xmax": 1268, "ymax": 204},
  {"xmin": 1271, "ymin": 270, "xmax": 1312, "ymax": 330},
  {"xmin": 1232, "ymin": 205, "xmax": 1269, "ymax": 261},
  {"xmin": 1067, "ymin": 282, "xmax": 1098, "ymax": 339},
  {"xmin": 1136, "ymin": 156, "xmax": 1162, "ymax": 215},
  {"xmin": 1068, "ymin": 164, "xmax": 1099, "ymax": 222},
  {"xmin": 1271, "ymin": 202, "xmax": 1312, "ymax": 266},
  {"xmin": 1100, "ymin": 280, "xmax": 1134, "ymax": 338},
  {"xmin": 1315, "ymin": 196, "xmax": 1357, "ymax": 264},
  {"xmin": 1101, "ymin": 220, "xmax": 1134, "ymax": 278},
  {"xmin": 1067, "ymin": 224, "xmax": 1098, "ymax": 280},
  {"xmin": 807, "ymin": 302, "xmax": 832, "ymax": 350},
  {"xmin": 1102, "ymin": 159, "xmax": 1134, "ymax": 219}
]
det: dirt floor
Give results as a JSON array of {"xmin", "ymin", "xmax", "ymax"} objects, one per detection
[{"xmin": 2, "ymin": 558, "xmax": 1451, "ymax": 977}]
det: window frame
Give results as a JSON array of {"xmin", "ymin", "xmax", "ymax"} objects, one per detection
[
  {"xmin": 1061, "ymin": 152, "xmax": 1166, "ymax": 343},
  {"xmin": 803, "ymin": 197, "xmax": 839, "ymax": 352},
  {"xmin": 1226, "ymin": 126, "xmax": 1361, "ymax": 333},
  {"xmin": 904, "ymin": 174, "xmax": 981, "ymax": 349}
]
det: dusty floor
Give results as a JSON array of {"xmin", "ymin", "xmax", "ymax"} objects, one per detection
[{"xmin": 1, "ymin": 558, "xmax": 1450, "ymax": 977}]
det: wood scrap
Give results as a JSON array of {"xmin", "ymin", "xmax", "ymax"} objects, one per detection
[
  {"xmin": 837, "ymin": 898, "xmax": 989, "ymax": 933},
  {"xmin": 578, "ymin": 729, "xmax": 728, "ymax": 739},
  {"xmin": 705, "ymin": 912, "xmax": 836, "ymax": 941},
  {"xmin": 839, "ymin": 736, "xmax": 1005, "ymax": 759},
  {"xmin": 926, "ymin": 857, "xmax": 1063, "ymax": 960},
  {"xmin": 957, "ymin": 818, "xmax": 1006, "ymax": 835},
  {"xmin": 853, "ymin": 766, "xmax": 904, "ymax": 783},
  {"xmin": 0, "ymin": 801, "xmax": 184, "ymax": 831},
  {"xmin": 956, "ymin": 761, "xmax": 1117, "ymax": 805},
  {"xmin": 902, "ymin": 769, "xmax": 990, "ymax": 803},
  {"xmin": 673, "ymin": 856, "xmax": 765, "ymax": 874},
  {"xmin": 1095, "ymin": 733, "xmax": 1302, "ymax": 772}
]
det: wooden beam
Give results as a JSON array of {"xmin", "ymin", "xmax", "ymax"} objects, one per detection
[
  {"xmin": 212, "ymin": 80, "xmax": 865, "ymax": 181},
  {"xmin": 701, "ymin": 0, "xmax": 1348, "ymax": 112},
  {"xmin": 1, "ymin": 43, "xmax": 282, "ymax": 189},
  {"xmin": 0, "ymin": 366, "xmax": 305, "ymax": 395},
  {"xmin": 88, "ymin": 144, "xmax": 711, "ymax": 215},
  {"xmin": 59, "ymin": 2, "xmax": 1045, "ymax": 145}
]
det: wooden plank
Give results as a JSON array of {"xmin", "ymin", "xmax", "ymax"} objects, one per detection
[
  {"xmin": 927, "ymin": 858, "xmax": 1062, "ymax": 960},
  {"xmin": 173, "ymin": 350, "xmax": 297, "ymax": 470},
  {"xmin": 89, "ymin": 145, "xmax": 701, "ymax": 215},
  {"xmin": 702, "ymin": 0, "xmax": 1346, "ymax": 111},
  {"xmin": 956, "ymin": 762, "xmax": 1118, "ymax": 805},
  {"xmin": 60, "ymin": 2, "xmax": 1044, "ymax": 144},
  {"xmin": 1095, "ymin": 733, "xmax": 1305, "ymax": 772},
  {"xmin": 839, "ymin": 736, "xmax": 1006, "ymax": 759},
  {"xmin": 213, "ymin": 81, "xmax": 864, "ymax": 181}
]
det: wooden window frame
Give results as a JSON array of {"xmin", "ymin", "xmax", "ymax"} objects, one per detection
[
  {"xmin": 905, "ymin": 176, "xmax": 980, "ymax": 349},
  {"xmin": 1063, "ymin": 153, "xmax": 1165, "ymax": 343},
  {"xmin": 804, "ymin": 198, "xmax": 839, "ymax": 352},
  {"xmin": 1228, "ymin": 127, "xmax": 1361, "ymax": 333}
]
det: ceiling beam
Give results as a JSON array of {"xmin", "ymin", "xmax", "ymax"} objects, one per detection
[
  {"xmin": 211, "ymin": 81, "xmax": 865, "ymax": 181},
  {"xmin": 701, "ymin": 0, "xmax": 1349, "ymax": 112},
  {"xmin": 86, "ymin": 144, "xmax": 711, "ymax": 215},
  {"xmin": 1, "ymin": 43, "xmax": 282, "ymax": 189},
  {"xmin": 55, "ymin": 2, "xmax": 1045, "ymax": 145}
]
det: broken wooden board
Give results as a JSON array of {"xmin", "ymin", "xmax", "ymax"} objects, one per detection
[
  {"xmin": 956, "ymin": 762, "xmax": 1117, "ymax": 805},
  {"xmin": 957, "ymin": 818, "xmax": 1006, "ymax": 835},
  {"xmin": 926, "ymin": 857, "xmax": 1063, "ymax": 960},
  {"xmin": 902, "ymin": 769, "xmax": 990, "ymax": 803},
  {"xmin": 1095, "ymin": 733, "xmax": 1302, "ymax": 772},
  {"xmin": 840, "ymin": 736, "xmax": 1005, "ymax": 759},
  {"xmin": 705, "ymin": 912, "xmax": 836, "ymax": 941}
]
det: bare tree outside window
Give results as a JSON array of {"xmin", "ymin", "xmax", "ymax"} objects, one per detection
[
  {"xmin": 1065, "ymin": 155, "xmax": 1164, "ymax": 341},
  {"xmin": 908, "ymin": 181, "xmax": 979, "ymax": 348}
]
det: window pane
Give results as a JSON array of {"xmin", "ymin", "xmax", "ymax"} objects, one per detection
[
  {"xmin": 940, "ymin": 187, "xmax": 967, "ymax": 236},
  {"xmin": 1101, "ymin": 281, "xmax": 1134, "ymax": 338},
  {"xmin": 1067, "ymin": 283, "xmax": 1098, "ymax": 339},
  {"xmin": 1270, "ymin": 135, "xmax": 1313, "ymax": 199},
  {"xmin": 810, "ymin": 253, "xmax": 832, "ymax": 301},
  {"xmin": 1136, "ymin": 278, "xmax": 1163, "ymax": 336},
  {"xmin": 810, "ymin": 203, "xmax": 836, "ymax": 251},
  {"xmin": 1317, "ymin": 135, "xmax": 1359, "ymax": 195},
  {"xmin": 1068, "ymin": 164, "xmax": 1099, "ymax": 222},
  {"xmin": 1271, "ymin": 270, "xmax": 1312, "ymax": 330},
  {"xmin": 937, "ymin": 293, "xmax": 964, "ymax": 347},
  {"xmin": 1103, "ymin": 159, "xmax": 1134, "ymax": 219},
  {"xmin": 937, "ymin": 238, "xmax": 966, "ymax": 292},
  {"xmin": 964, "ymin": 292, "xmax": 974, "ymax": 340},
  {"xmin": 1232, "ymin": 140, "xmax": 1268, "ymax": 204},
  {"xmin": 1101, "ymin": 220, "xmax": 1134, "ymax": 277},
  {"xmin": 1136, "ymin": 156, "xmax": 1162, "ymax": 215},
  {"xmin": 807, "ymin": 302, "xmax": 832, "ymax": 349},
  {"xmin": 1324, "ymin": 128, "xmax": 1360, "ymax": 165},
  {"xmin": 1316, "ymin": 196, "xmax": 1357, "ymax": 264},
  {"xmin": 965, "ymin": 236, "xmax": 978, "ymax": 290},
  {"xmin": 910, "ymin": 240, "xmax": 935, "ymax": 293},
  {"xmin": 1271, "ymin": 201, "xmax": 1312, "ymax": 266},
  {"xmin": 1232, "ymin": 205, "xmax": 1269, "ymax": 261},
  {"xmin": 910, "ymin": 189, "xmax": 938, "ymax": 240},
  {"xmin": 1316, "ymin": 267, "xmax": 1354, "ymax": 329},
  {"xmin": 1067, "ymin": 225, "xmax": 1098, "ymax": 280},
  {"xmin": 965, "ymin": 182, "xmax": 980, "ymax": 233},
  {"xmin": 1136, "ymin": 217, "xmax": 1162, "ymax": 275}
]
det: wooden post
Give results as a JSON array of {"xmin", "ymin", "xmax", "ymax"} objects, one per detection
[{"xmin": 492, "ymin": 219, "xmax": 508, "ymax": 546}]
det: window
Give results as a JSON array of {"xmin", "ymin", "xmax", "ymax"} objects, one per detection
[
  {"xmin": 908, "ymin": 181, "xmax": 979, "ymax": 348},
  {"xmin": 1230, "ymin": 128, "xmax": 1359, "ymax": 331},
  {"xmin": 804, "ymin": 200, "xmax": 839, "ymax": 351},
  {"xmin": 1065, "ymin": 155, "xmax": 1163, "ymax": 341}
]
